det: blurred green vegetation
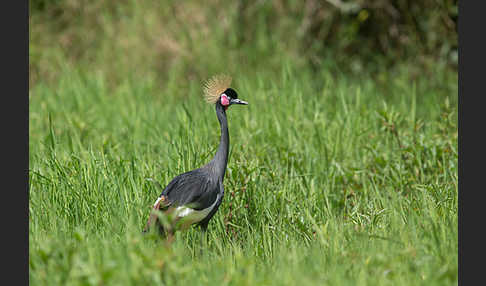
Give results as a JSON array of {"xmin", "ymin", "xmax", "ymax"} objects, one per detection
[{"xmin": 29, "ymin": 0, "xmax": 457, "ymax": 89}]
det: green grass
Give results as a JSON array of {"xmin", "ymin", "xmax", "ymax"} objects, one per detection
[{"xmin": 29, "ymin": 61, "xmax": 457, "ymax": 285}]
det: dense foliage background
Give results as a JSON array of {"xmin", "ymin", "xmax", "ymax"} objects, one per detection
[{"xmin": 29, "ymin": 0, "xmax": 457, "ymax": 87}]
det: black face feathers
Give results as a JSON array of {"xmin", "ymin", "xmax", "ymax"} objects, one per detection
[{"xmin": 223, "ymin": 88, "xmax": 238, "ymax": 99}]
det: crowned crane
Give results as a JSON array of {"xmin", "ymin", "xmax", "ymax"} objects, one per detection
[{"xmin": 143, "ymin": 75, "xmax": 248, "ymax": 238}]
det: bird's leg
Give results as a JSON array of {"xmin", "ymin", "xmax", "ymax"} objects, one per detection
[
  {"xmin": 163, "ymin": 223, "xmax": 176, "ymax": 246},
  {"xmin": 166, "ymin": 230, "xmax": 175, "ymax": 245},
  {"xmin": 143, "ymin": 199, "xmax": 163, "ymax": 233},
  {"xmin": 164, "ymin": 213, "xmax": 180, "ymax": 245},
  {"xmin": 199, "ymin": 224, "xmax": 209, "ymax": 257}
]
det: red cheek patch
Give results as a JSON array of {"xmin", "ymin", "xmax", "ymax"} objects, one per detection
[{"xmin": 221, "ymin": 94, "xmax": 230, "ymax": 106}]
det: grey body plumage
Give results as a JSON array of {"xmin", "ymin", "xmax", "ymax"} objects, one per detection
[{"xmin": 143, "ymin": 79, "xmax": 247, "ymax": 236}]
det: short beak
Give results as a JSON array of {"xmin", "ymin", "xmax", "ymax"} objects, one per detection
[{"xmin": 230, "ymin": 98, "xmax": 249, "ymax": 105}]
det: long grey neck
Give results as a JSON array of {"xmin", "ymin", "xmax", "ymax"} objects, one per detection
[{"xmin": 209, "ymin": 103, "xmax": 229, "ymax": 181}]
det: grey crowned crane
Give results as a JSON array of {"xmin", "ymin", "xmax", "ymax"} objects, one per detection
[{"xmin": 143, "ymin": 75, "xmax": 248, "ymax": 238}]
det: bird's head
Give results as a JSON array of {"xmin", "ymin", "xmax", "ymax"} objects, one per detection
[
  {"xmin": 219, "ymin": 88, "xmax": 248, "ymax": 110},
  {"xmin": 203, "ymin": 75, "xmax": 248, "ymax": 110}
]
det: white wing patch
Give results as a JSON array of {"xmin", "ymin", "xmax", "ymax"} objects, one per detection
[
  {"xmin": 153, "ymin": 196, "xmax": 163, "ymax": 207},
  {"xmin": 175, "ymin": 194, "xmax": 219, "ymax": 225}
]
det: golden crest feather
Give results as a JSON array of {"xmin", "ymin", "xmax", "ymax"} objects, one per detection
[{"xmin": 203, "ymin": 74, "xmax": 232, "ymax": 104}]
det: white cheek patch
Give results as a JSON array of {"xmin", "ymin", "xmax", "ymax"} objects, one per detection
[{"xmin": 221, "ymin": 94, "xmax": 230, "ymax": 106}]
